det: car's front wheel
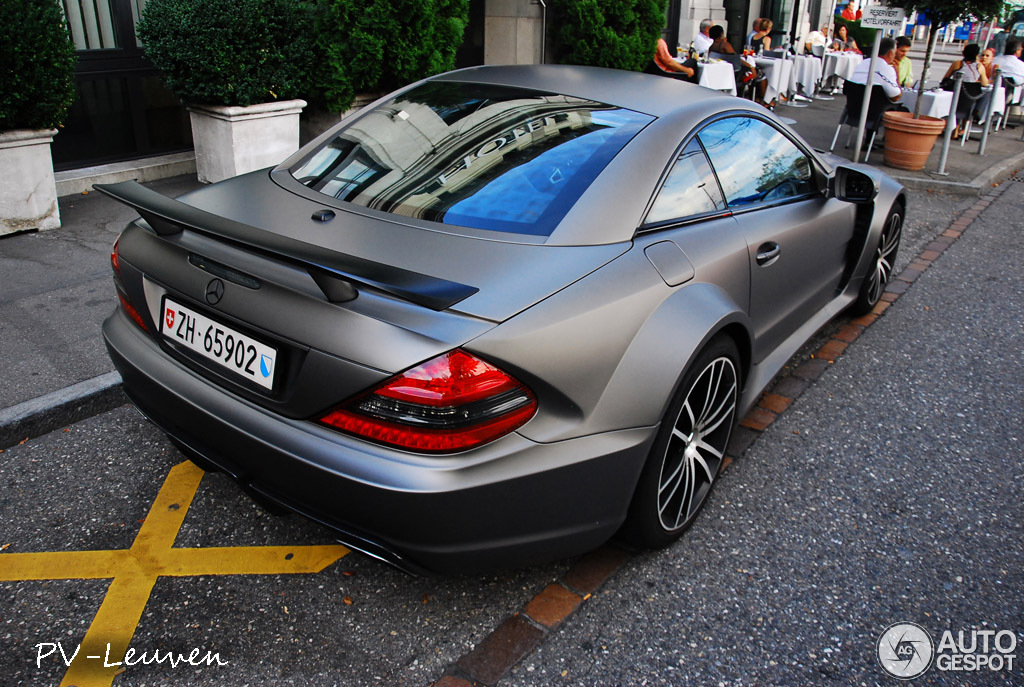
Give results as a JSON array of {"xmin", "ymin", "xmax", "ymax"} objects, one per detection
[
  {"xmin": 850, "ymin": 204, "xmax": 902, "ymax": 315},
  {"xmin": 620, "ymin": 337, "xmax": 739, "ymax": 549}
]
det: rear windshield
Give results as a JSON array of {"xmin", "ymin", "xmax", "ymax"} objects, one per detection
[{"xmin": 289, "ymin": 81, "xmax": 653, "ymax": 236}]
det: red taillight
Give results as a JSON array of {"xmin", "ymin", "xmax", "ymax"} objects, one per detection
[
  {"xmin": 111, "ymin": 236, "xmax": 149, "ymax": 332},
  {"xmin": 110, "ymin": 237, "xmax": 121, "ymax": 274},
  {"xmin": 319, "ymin": 350, "xmax": 537, "ymax": 453}
]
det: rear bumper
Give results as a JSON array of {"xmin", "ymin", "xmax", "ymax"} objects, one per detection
[{"xmin": 103, "ymin": 310, "xmax": 654, "ymax": 574}]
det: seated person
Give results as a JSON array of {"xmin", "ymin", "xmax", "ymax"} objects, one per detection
[
  {"xmin": 709, "ymin": 25, "xmax": 735, "ymax": 53},
  {"xmin": 654, "ymin": 37, "xmax": 698, "ymax": 82},
  {"xmin": 694, "ymin": 19, "xmax": 714, "ymax": 54},
  {"xmin": 848, "ymin": 36, "xmax": 902, "ymax": 102},
  {"xmin": 895, "ymin": 36, "xmax": 913, "ymax": 87},
  {"xmin": 980, "ymin": 47, "xmax": 997, "ymax": 80},
  {"xmin": 804, "ymin": 25, "xmax": 830, "ymax": 54},
  {"xmin": 747, "ymin": 18, "xmax": 772, "ymax": 52},
  {"xmin": 942, "ymin": 43, "xmax": 989, "ymax": 86},
  {"xmin": 830, "ymin": 24, "xmax": 860, "ymax": 53},
  {"xmin": 994, "ymin": 39, "xmax": 1024, "ymax": 86}
]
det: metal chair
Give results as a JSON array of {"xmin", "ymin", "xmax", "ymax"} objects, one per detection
[{"xmin": 829, "ymin": 81, "xmax": 896, "ymax": 161}]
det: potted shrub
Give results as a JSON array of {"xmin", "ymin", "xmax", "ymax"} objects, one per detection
[
  {"xmin": 0, "ymin": 0, "xmax": 77, "ymax": 234},
  {"xmin": 137, "ymin": 0, "xmax": 317, "ymax": 183},
  {"xmin": 882, "ymin": 0, "xmax": 1005, "ymax": 170}
]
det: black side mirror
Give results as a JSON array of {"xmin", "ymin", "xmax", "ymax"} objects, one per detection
[{"xmin": 827, "ymin": 165, "xmax": 879, "ymax": 203}]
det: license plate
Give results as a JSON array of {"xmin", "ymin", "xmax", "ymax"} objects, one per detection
[{"xmin": 160, "ymin": 299, "xmax": 277, "ymax": 390}]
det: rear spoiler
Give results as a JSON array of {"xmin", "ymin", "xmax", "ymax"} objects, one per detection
[{"xmin": 93, "ymin": 181, "xmax": 478, "ymax": 311}]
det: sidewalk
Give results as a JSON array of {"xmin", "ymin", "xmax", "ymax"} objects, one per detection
[
  {"xmin": 1, "ymin": 88, "xmax": 1022, "ymax": 447},
  {"xmin": 779, "ymin": 75, "xmax": 1024, "ymax": 194}
]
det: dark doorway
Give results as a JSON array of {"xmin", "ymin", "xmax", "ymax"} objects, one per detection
[
  {"xmin": 53, "ymin": 0, "xmax": 192, "ymax": 171},
  {"xmin": 724, "ymin": 0, "xmax": 751, "ymax": 51}
]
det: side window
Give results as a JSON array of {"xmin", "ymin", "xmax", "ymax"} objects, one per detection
[
  {"xmin": 646, "ymin": 139, "xmax": 726, "ymax": 224},
  {"xmin": 697, "ymin": 117, "xmax": 815, "ymax": 209}
]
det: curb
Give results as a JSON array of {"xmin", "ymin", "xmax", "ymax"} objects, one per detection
[
  {"xmin": 0, "ymin": 372, "xmax": 124, "ymax": 450},
  {"xmin": 889, "ymin": 149, "xmax": 1024, "ymax": 196},
  {"xmin": 427, "ymin": 179, "xmax": 1011, "ymax": 687}
]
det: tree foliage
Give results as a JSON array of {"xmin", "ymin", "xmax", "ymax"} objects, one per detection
[
  {"xmin": 0, "ymin": 0, "xmax": 77, "ymax": 131},
  {"xmin": 549, "ymin": 0, "xmax": 669, "ymax": 72},
  {"xmin": 137, "ymin": 0, "xmax": 318, "ymax": 107},
  {"xmin": 314, "ymin": 0, "xmax": 469, "ymax": 112}
]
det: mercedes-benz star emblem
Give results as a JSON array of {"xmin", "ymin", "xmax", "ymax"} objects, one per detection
[{"xmin": 205, "ymin": 278, "xmax": 225, "ymax": 305}]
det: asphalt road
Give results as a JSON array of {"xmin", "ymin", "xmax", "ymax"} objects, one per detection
[{"xmin": 1, "ymin": 181, "xmax": 1020, "ymax": 687}]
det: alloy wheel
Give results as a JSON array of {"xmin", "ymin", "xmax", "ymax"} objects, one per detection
[{"xmin": 657, "ymin": 356, "xmax": 738, "ymax": 531}]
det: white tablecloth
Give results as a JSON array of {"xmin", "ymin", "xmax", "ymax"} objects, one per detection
[
  {"xmin": 900, "ymin": 89, "xmax": 953, "ymax": 118},
  {"xmin": 755, "ymin": 57, "xmax": 794, "ymax": 102},
  {"xmin": 788, "ymin": 55, "xmax": 823, "ymax": 94},
  {"xmin": 696, "ymin": 60, "xmax": 737, "ymax": 96},
  {"xmin": 822, "ymin": 51, "xmax": 863, "ymax": 81},
  {"xmin": 899, "ymin": 86, "xmax": 1005, "ymax": 125}
]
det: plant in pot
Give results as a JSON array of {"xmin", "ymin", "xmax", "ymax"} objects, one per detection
[
  {"xmin": 137, "ymin": 0, "xmax": 317, "ymax": 183},
  {"xmin": 0, "ymin": 0, "xmax": 77, "ymax": 234},
  {"xmin": 882, "ymin": 0, "xmax": 1006, "ymax": 170}
]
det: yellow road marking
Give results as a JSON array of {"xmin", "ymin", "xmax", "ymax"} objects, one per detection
[{"xmin": 0, "ymin": 461, "xmax": 349, "ymax": 687}]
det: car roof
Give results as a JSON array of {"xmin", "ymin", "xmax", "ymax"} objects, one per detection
[{"xmin": 433, "ymin": 64, "xmax": 727, "ymax": 119}]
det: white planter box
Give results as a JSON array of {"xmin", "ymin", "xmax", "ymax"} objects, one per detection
[
  {"xmin": 0, "ymin": 129, "xmax": 60, "ymax": 234},
  {"xmin": 187, "ymin": 99, "xmax": 307, "ymax": 184}
]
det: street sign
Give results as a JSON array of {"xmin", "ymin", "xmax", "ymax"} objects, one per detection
[{"xmin": 862, "ymin": 6, "xmax": 906, "ymax": 30}]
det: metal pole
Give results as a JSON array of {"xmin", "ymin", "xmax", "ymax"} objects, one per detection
[
  {"xmin": 979, "ymin": 69, "xmax": 1001, "ymax": 155},
  {"xmin": 934, "ymin": 72, "xmax": 963, "ymax": 176},
  {"xmin": 981, "ymin": 17, "xmax": 997, "ymax": 52},
  {"xmin": 853, "ymin": 29, "xmax": 882, "ymax": 162}
]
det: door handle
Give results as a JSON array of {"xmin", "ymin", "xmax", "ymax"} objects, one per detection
[{"xmin": 756, "ymin": 242, "xmax": 781, "ymax": 266}]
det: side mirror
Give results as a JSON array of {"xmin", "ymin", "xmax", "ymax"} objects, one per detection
[{"xmin": 827, "ymin": 165, "xmax": 879, "ymax": 203}]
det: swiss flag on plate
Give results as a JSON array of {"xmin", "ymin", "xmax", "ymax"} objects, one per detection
[{"xmin": 165, "ymin": 308, "xmax": 175, "ymax": 330}]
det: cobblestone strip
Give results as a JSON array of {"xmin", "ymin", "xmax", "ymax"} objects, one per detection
[{"xmin": 428, "ymin": 181, "xmax": 1008, "ymax": 687}]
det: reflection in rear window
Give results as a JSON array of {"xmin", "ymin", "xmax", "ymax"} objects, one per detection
[{"xmin": 290, "ymin": 82, "xmax": 653, "ymax": 236}]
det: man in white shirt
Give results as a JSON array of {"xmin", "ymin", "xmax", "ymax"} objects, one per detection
[
  {"xmin": 804, "ymin": 25, "xmax": 830, "ymax": 54},
  {"xmin": 994, "ymin": 39, "xmax": 1024, "ymax": 85},
  {"xmin": 848, "ymin": 37, "xmax": 902, "ymax": 101},
  {"xmin": 694, "ymin": 19, "xmax": 714, "ymax": 54}
]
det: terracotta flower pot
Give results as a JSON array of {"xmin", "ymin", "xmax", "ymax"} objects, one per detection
[{"xmin": 882, "ymin": 110, "xmax": 946, "ymax": 171}]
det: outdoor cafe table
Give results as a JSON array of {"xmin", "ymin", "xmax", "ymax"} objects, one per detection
[
  {"xmin": 899, "ymin": 86, "xmax": 1006, "ymax": 125},
  {"xmin": 788, "ymin": 55, "xmax": 823, "ymax": 96},
  {"xmin": 696, "ymin": 60, "xmax": 737, "ymax": 96},
  {"xmin": 754, "ymin": 56, "xmax": 794, "ymax": 103},
  {"xmin": 822, "ymin": 51, "xmax": 863, "ymax": 82}
]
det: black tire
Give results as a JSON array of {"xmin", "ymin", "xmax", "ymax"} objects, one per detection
[
  {"xmin": 850, "ymin": 204, "xmax": 902, "ymax": 316},
  {"xmin": 620, "ymin": 336, "xmax": 740, "ymax": 549}
]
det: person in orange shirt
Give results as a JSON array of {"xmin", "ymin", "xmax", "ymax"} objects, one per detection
[
  {"xmin": 654, "ymin": 37, "xmax": 697, "ymax": 81},
  {"xmin": 841, "ymin": 3, "xmax": 862, "ymax": 21}
]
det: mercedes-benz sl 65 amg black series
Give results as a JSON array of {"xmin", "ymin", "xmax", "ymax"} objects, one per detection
[{"xmin": 99, "ymin": 65, "xmax": 904, "ymax": 573}]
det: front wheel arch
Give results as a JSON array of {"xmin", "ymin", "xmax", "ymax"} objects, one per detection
[
  {"xmin": 618, "ymin": 334, "xmax": 741, "ymax": 549},
  {"xmin": 849, "ymin": 201, "xmax": 903, "ymax": 316}
]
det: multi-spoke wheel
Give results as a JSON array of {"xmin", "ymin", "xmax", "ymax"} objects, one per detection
[
  {"xmin": 851, "ymin": 205, "xmax": 902, "ymax": 315},
  {"xmin": 621, "ymin": 337, "xmax": 740, "ymax": 548}
]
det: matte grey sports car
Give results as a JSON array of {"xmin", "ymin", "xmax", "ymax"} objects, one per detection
[{"xmin": 100, "ymin": 65, "xmax": 904, "ymax": 573}]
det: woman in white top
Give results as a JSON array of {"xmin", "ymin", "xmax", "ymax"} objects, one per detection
[
  {"xmin": 944, "ymin": 43, "xmax": 991, "ymax": 136},
  {"xmin": 943, "ymin": 43, "xmax": 989, "ymax": 86}
]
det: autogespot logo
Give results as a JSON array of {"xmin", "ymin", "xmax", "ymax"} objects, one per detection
[{"xmin": 877, "ymin": 622, "xmax": 934, "ymax": 679}]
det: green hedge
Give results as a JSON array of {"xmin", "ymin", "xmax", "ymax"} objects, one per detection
[
  {"xmin": 315, "ymin": 0, "xmax": 469, "ymax": 113},
  {"xmin": 137, "ymin": 0, "xmax": 318, "ymax": 107},
  {"xmin": 549, "ymin": 0, "xmax": 669, "ymax": 72},
  {"xmin": 0, "ymin": 0, "xmax": 77, "ymax": 131}
]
